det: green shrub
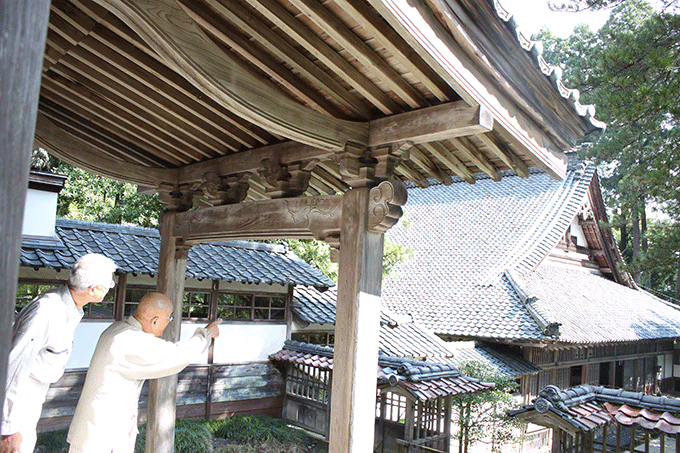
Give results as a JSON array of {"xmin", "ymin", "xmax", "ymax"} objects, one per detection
[
  {"xmin": 35, "ymin": 428, "xmax": 69, "ymax": 453},
  {"xmin": 135, "ymin": 418, "xmax": 213, "ymax": 453},
  {"xmin": 211, "ymin": 415, "xmax": 308, "ymax": 445}
]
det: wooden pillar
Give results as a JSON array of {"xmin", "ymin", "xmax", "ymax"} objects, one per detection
[
  {"xmin": 0, "ymin": 0, "xmax": 51, "ymax": 427},
  {"xmin": 146, "ymin": 211, "xmax": 189, "ymax": 453},
  {"xmin": 444, "ymin": 396, "xmax": 452, "ymax": 453},
  {"xmin": 328, "ymin": 187, "xmax": 385, "ymax": 453},
  {"xmin": 552, "ymin": 429, "xmax": 561, "ymax": 453},
  {"xmin": 114, "ymin": 273, "xmax": 128, "ymax": 320}
]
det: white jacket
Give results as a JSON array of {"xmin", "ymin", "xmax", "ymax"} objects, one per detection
[
  {"xmin": 67, "ymin": 316, "xmax": 211, "ymax": 453},
  {"xmin": 2, "ymin": 285, "xmax": 82, "ymax": 436}
]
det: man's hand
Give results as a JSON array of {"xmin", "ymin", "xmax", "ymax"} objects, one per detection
[
  {"xmin": 1, "ymin": 432, "xmax": 22, "ymax": 453},
  {"xmin": 206, "ymin": 319, "xmax": 221, "ymax": 338}
]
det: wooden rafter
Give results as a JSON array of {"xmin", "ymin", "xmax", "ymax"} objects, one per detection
[
  {"xmin": 95, "ymin": 0, "xmax": 368, "ymax": 150},
  {"xmin": 419, "ymin": 141, "xmax": 474, "ymax": 184},
  {"xmin": 193, "ymin": 0, "xmax": 370, "ymax": 118},
  {"xmin": 286, "ymin": 0, "xmax": 425, "ymax": 109},
  {"xmin": 476, "ymin": 132, "xmax": 529, "ymax": 178},
  {"xmin": 239, "ymin": 0, "xmax": 400, "ymax": 115},
  {"xmin": 330, "ymin": 0, "xmax": 454, "ymax": 102}
]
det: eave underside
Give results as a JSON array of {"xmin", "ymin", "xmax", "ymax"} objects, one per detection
[{"xmin": 35, "ymin": 0, "xmax": 598, "ymax": 204}]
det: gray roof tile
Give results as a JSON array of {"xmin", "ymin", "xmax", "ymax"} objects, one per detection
[
  {"xmin": 382, "ymin": 164, "xmax": 680, "ymax": 344},
  {"xmin": 21, "ymin": 218, "xmax": 333, "ymax": 289}
]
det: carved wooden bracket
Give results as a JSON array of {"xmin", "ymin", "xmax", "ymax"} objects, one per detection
[
  {"xmin": 198, "ymin": 171, "xmax": 251, "ymax": 206},
  {"xmin": 368, "ymin": 180, "xmax": 407, "ymax": 233},
  {"xmin": 258, "ymin": 158, "xmax": 318, "ymax": 198},
  {"xmin": 158, "ymin": 182, "xmax": 197, "ymax": 212},
  {"xmin": 169, "ymin": 181, "xmax": 406, "ymax": 262},
  {"xmin": 334, "ymin": 142, "xmax": 409, "ymax": 187}
]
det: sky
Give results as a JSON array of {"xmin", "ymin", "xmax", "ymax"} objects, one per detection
[{"xmin": 498, "ymin": 0, "xmax": 611, "ymax": 38}]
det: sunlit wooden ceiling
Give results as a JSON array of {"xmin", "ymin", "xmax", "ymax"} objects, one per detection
[{"xmin": 34, "ymin": 0, "xmax": 603, "ymax": 207}]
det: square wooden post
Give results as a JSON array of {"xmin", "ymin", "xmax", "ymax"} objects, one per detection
[
  {"xmin": 0, "ymin": 0, "xmax": 51, "ymax": 426},
  {"xmin": 328, "ymin": 187, "xmax": 385, "ymax": 453},
  {"xmin": 146, "ymin": 211, "xmax": 189, "ymax": 453}
]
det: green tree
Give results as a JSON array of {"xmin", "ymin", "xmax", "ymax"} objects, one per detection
[
  {"xmin": 55, "ymin": 163, "xmax": 165, "ymax": 228},
  {"xmin": 452, "ymin": 361, "xmax": 523, "ymax": 453},
  {"xmin": 279, "ymin": 237, "xmax": 413, "ymax": 283},
  {"xmin": 534, "ymin": 0, "xmax": 680, "ymax": 300},
  {"xmin": 31, "ymin": 149, "xmax": 165, "ymax": 228}
]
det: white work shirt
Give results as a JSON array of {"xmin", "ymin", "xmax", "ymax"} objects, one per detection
[
  {"xmin": 2, "ymin": 285, "xmax": 83, "ymax": 437},
  {"xmin": 67, "ymin": 316, "xmax": 211, "ymax": 453}
]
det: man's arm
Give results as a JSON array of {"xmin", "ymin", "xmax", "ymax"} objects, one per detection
[
  {"xmin": 1, "ymin": 303, "xmax": 48, "ymax": 437},
  {"xmin": 1, "ymin": 432, "xmax": 23, "ymax": 453},
  {"xmin": 119, "ymin": 319, "xmax": 221, "ymax": 381}
]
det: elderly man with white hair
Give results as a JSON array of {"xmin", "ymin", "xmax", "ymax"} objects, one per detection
[{"xmin": 1, "ymin": 253, "xmax": 118, "ymax": 453}]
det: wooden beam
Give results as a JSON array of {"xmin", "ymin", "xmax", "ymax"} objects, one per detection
[
  {"xmin": 172, "ymin": 180, "xmax": 405, "ymax": 244},
  {"xmin": 94, "ymin": 0, "xmax": 368, "ymax": 150},
  {"xmin": 368, "ymin": 101, "xmax": 493, "ymax": 147},
  {"xmin": 177, "ymin": 141, "xmax": 333, "ymax": 186},
  {"xmin": 0, "ymin": 0, "xmax": 52, "ymax": 425},
  {"xmin": 173, "ymin": 195, "xmax": 344, "ymax": 245},
  {"xmin": 34, "ymin": 112, "xmax": 178, "ymax": 187}
]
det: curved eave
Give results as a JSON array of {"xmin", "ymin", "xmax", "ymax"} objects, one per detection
[{"xmin": 36, "ymin": 0, "xmax": 603, "ymax": 197}]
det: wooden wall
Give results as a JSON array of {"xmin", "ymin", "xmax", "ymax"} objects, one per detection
[{"xmin": 37, "ymin": 362, "xmax": 284, "ymax": 432}]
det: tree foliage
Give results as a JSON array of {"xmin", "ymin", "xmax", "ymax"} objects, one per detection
[
  {"xmin": 452, "ymin": 361, "xmax": 523, "ymax": 453},
  {"xmin": 534, "ymin": 0, "xmax": 680, "ymax": 300}
]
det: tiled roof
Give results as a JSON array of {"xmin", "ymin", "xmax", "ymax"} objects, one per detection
[
  {"xmin": 446, "ymin": 342, "xmax": 541, "ymax": 377},
  {"xmin": 522, "ymin": 264, "xmax": 680, "ymax": 344},
  {"xmin": 511, "ymin": 385, "xmax": 680, "ymax": 435},
  {"xmin": 21, "ymin": 218, "xmax": 334, "ymax": 289},
  {"xmin": 381, "ymin": 163, "xmax": 680, "ymax": 344},
  {"xmin": 606, "ymin": 402, "xmax": 680, "ymax": 435},
  {"xmin": 292, "ymin": 286, "xmax": 397, "ymax": 327},
  {"xmin": 292, "ymin": 286, "xmax": 539, "ymax": 375},
  {"xmin": 269, "ymin": 340, "xmax": 494, "ymax": 401},
  {"xmin": 494, "ymin": 1, "xmax": 606, "ymax": 133}
]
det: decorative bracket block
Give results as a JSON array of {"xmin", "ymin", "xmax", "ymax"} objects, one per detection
[
  {"xmin": 199, "ymin": 171, "xmax": 251, "ymax": 206},
  {"xmin": 368, "ymin": 180, "xmax": 407, "ymax": 234},
  {"xmin": 258, "ymin": 158, "xmax": 318, "ymax": 198},
  {"xmin": 334, "ymin": 143, "xmax": 409, "ymax": 188},
  {"xmin": 157, "ymin": 182, "xmax": 197, "ymax": 212}
]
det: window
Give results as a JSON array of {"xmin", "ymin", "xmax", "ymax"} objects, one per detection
[
  {"xmin": 217, "ymin": 292, "xmax": 286, "ymax": 321},
  {"xmin": 84, "ymin": 289, "xmax": 114, "ymax": 318},
  {"xmin": 15, "ymin": 282, "xmax": 60, "ymax": 313},
  {"xmin": 291, "ymin": 332, "xmax": 334, "ymax": 346},
  {"xmin": 124, "ymin": 287, "xmax": 153, "ymax": 317},
  {"xmin": 16, "ymin": 281, "xmax": 114, "ymax": 318},
  {"xmin": 183, "ymin": 291, "xmax": 210, "ymax": 319}
]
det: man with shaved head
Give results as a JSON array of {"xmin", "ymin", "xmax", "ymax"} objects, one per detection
[{"xmin": 67, "ymin": 293, "xmax": 220, "ymax": 453}]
